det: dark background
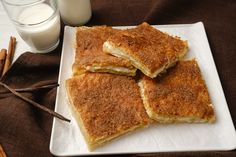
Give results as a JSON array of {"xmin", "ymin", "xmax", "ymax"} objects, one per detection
[{"xmin": 0, "ymin": 0, "xmax": 235, "ymax": 156}]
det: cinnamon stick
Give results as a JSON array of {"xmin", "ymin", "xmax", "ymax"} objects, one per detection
[
  {"xmin": 0, "ymin": 83, "xmax": 59, "ymax": 94},
  {"xmin": 0, "ymin": 82, "xmax": 70, "ymax": 123},
  {"xmin": 0, "ymin": 144, "xmax": 7, "ymax": 157},
  {"xmin": 2, "ymin": 36, "xmax": 16, "ymax": 76},
  {"xmin": 0, "ymin": 49, "xmax": 7, "ymax": 76}
]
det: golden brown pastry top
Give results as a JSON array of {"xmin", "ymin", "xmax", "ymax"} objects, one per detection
[
  {"xmin": 73, "ymin": 26, "xmax": 134, "ymax": 72},
  {"xmin": 66, "ymin": 73, "xmax": 149, "ymax": 139},
  {"xmin": 141, "ymin": 60, "xmax": 215, "ymax": 121},
  {"xmin": 107, "ymin": 22, "xmax": 188, "ymax": 74}
]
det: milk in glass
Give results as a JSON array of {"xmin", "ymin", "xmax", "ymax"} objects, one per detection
[{"xmin": 16, "ymin": 3, "xmax": 60, "ymax": 52}]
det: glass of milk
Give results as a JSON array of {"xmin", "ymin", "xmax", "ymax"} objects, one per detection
[
  {"xmin": 58, "ymin": 0, "xmax": 92, "ymax": 26},
  {"xmin": 2, "ymin": 0, "xmax": 61, "ymax": 53}
]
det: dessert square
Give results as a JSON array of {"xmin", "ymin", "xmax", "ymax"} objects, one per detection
[
  {"xmin": 138, "ymin": 60, "xmax": 215, "ymax": 123},
  {"xmin": 73, "ymin": 26, "xmax": 136, "ymax": 76},
  {"xmin": 66, "ymin": 73, "xmax": 150, "ymax": 150},
  {"xmin": 103, "ymin": 22, "xmax": 188, "ymax": 78}
]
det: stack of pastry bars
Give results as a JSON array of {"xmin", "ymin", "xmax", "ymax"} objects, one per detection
[{"xmin": 66, "ymin": 22, "xmax": 215, "ymax": 151}]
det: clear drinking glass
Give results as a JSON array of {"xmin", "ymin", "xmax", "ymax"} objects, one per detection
[{"xmin": 2, "ymin": 0, "xmax": 61, "ymax": 53}]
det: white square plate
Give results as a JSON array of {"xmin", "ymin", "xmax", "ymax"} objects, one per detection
[{"xmin": 50, "ymin": 22, "xmax": 236, "ymax": 156}]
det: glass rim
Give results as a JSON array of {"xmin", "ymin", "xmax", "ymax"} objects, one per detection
[
  {"xmin": 2, "ymin": 0, "xmax": 45, "ymax": 7},
  {"xmin": 2, "ymin": 0, "xmax": 59, "ymax": 27}
]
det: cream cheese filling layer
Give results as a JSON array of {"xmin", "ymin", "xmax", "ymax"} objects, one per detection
[
  {"xmin": 86, "ymin": 65, "xmax": 135, "ymax": 73},
  {"xmin": 103, "ymin": 41, "xmax": 152, "ymax": 76}
]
